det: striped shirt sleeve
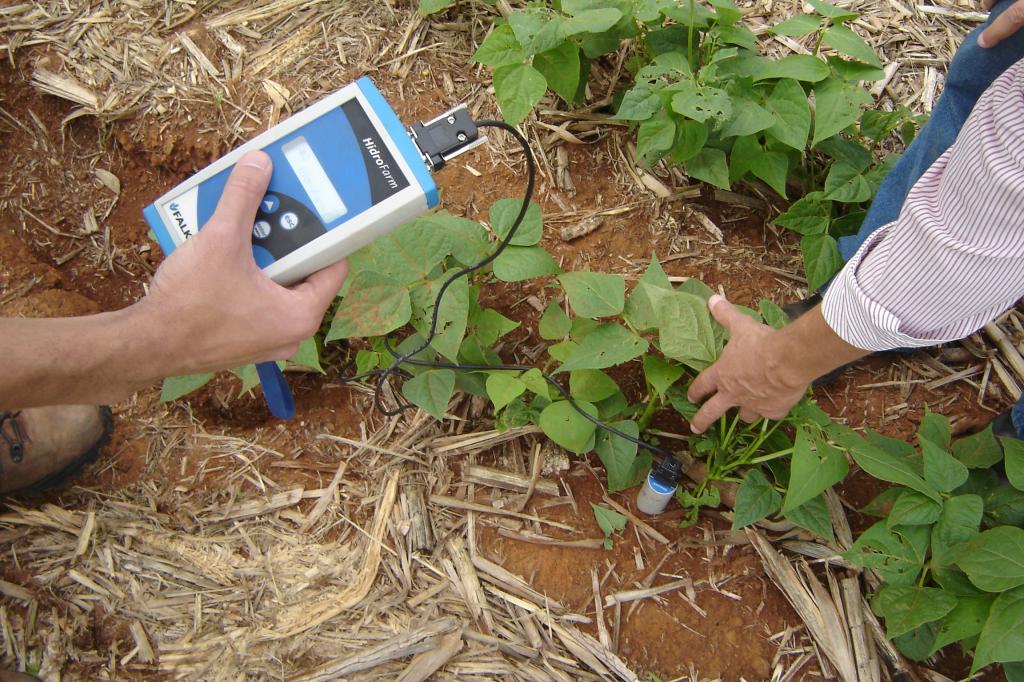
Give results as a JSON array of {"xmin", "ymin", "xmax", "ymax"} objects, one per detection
[{"xmin": 822, "ymin": 57, "xmax": 1024, "ymax": 352}]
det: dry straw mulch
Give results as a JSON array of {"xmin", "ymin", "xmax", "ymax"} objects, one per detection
[{"xmin": 0, "ymin": 0, "xmax": 1015, "ymax": 680}]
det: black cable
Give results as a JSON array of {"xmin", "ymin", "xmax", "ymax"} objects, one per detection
[{"xmin": 341, "ymin": 119, "xmax": 676, "ymax": 462}]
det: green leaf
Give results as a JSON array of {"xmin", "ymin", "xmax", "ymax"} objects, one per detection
[
  {"xmin": 637, "ymin": 112, "xmax": 677, "ymax": 164},
  {"xmin": 974, "ymin": 586, "xmax": 1024, "ymax": 671},
  {"xmin": 329, "ymin": 271, "xmax": 412, "ymax": 340},
  {"xmin": 952, "ymin": 425, "xmax": 1004, "ymax": 469},
  {"xmin": 521, "ymin": 368, "xmax": 551, "ymax": 399},
  {"xmin": 539, "ymin": 302, "xmax": 571, "ymax": 340},
  {"xmin": 623, "ymin": 259, "xmax": 673, "ymax": 332},
  {"xmin": 753, "ymin": 54, "xmax": 830, "ymax": 83},
  {"xmin": 782, "ymin": 427, "xmax": 849, "ymax": 513},
  {"xmin": 860, "ymin": 108, "xmax": 909, "ymax": 143},
  {"xmin": 548, "ymin": 339, "xmax": 578, "ymax": 362},
  {"xmin": 872, "ymin": 586, "xmax": 957, "ymax": 638},
  {"xmin": 556, "ymin": 323, "xmax": 649, "ymax": 373},
  {"xmin": 559, "ymin": 272, "xmax": 626, "ymax": 318},
  {"xmin": 844, "ymin": 439, "xmax": 941, "ymax": 502},
  {"xmin": 541, "ymin": 400, "xmax": 599, "ymax": 453},
  {"xmin": 686, "ymin": 147, "xmax": 730, "ymax": 190},
  {"xmin": 812, "ymin": 77, "xmax": 872, "ymax": 146},
  {"xmin": 801, "ymin": 234, "xmax": 843, "ymax": 292},
  {"xmin": 886, "ymin": 490, "xmax": 942, "ymax": 528},
  {"xmin": 824, "ymin": 162, "xmax": 872, "ymax": 203},
  {"xmin": 493, "ymin": 245, "xmax": 560, "ymax": 281},
  {"xmin": 985, "ymin": 483, "xmax": 1024, "ymax": 526},
  {"xmin": 931, "ymin": 494, "xmax": 983, "ymax": 567},
  {"xmin": 591, "ymin": 502, "xmax": 628, "ymax": 549},
  {"xmin": 759, "ymin": 299, "xmax": 789, "ymax": 330},
  {"xmin": 236, "ymin": 364, "xmax": 260, "ymax": 396},
  {"xmin": 402, "ymin": 369, "xmax": 456, "ymax": 420},
  {"xmin": 472, "ymin": 24, "xmax": 527, "ymax": 66},
  {"xmin": 805, "ymin": 0, "xmax": 859, "ymax": 21},
  {"xmin": 667, "ymin": 386, "xmax": 699, "ymax": 421},
  {"xmin": 750, "ymin": 150, "xmax": 789, "ymax": 198},
  {"xmin": 670, "ymin": 83, "xmax": 731, "ymax": 123},
  {"xmin": 822, "ymin": 25, "xmax": 881, "ymax": 67},
  {"xmin": 418, "ymin": 0, "xmax": 454, "ymax": 16},
  {"xmin": 422, "ymin": 213, "xmax": 490, "ymax": 266},
  {"xmin": 595, "ymin": 420, "xmax": 646, "ymax": 491},
  {"xmin": 490, "ymin": 198, "xmax": 543, "ymax": 246},
  {"xmin": 765, "ymin": 79, "xmax": 811, "ymax": 151},
  {"xmin": 956, "ymin": 527, "xmax": 1024, "ymax": 593},
  {"xmin": 931, "ymin": 595, "xmax": 994, "ymax": 654},
  {"xmin": 561, "ymin": 7, "xmax": 623, "ymax": 35},
  {"xmin": 570, "ymin": 369, "xmax": 620, "ymax": 402},
  {"xmin": 774, "ymin": 191, "xmax": 830, "ymax": 236},
  {"xmin": 668, "ymin": 119, "xmax": 709, "ymax": 163},
  {"xmin": 717, "ymin": 24, "xmax": 757, "ymax": 50},
  {"xmin": 861, "ymin": 487, "xmax": 904, "ymax": 517},
  {"xmin": 534, "ymin": 42, "xmax": 581, "ymax": 104},
  {"xmin": 1003, "ymin": 438, "xmax": 1024, "ymax": 491},
  {"xmin": 354, "ymin": 351, "xmax": 381, "ymax": 377},
  {"xmin": 922, "ymin": 437, "xmax": 969, "ymax": 493},
  {"xmin": 509, "ymin": 11, "xmax": 565, "ymax": 55},
  {"xmin": 615, "ymin": 86, "xmax": 662, "ymax": 121},
  {"xmin": 644, "ymin": 355, "xmax": 685, "ymax": 399},
  {"xmin": 785, "ymin": 494, "xmax": 835, "ymax": 542},
  {"xmin": 653, "ymin": 289, "xmax": 719, "ymax": 370},
  {"xmin": 487, "ymin": 373, "xmax": 527, "ymax": 411},
  {"xmin": 770, "ymin": 13, "xmax": 822, "ymax": 37},
  {"xmin": 722, "ymin": 91, "xmax": 772, "ymax": 139},
  {"xmin": 473, "ymin": 308, "xmax": 519, "ymax": 345},
  {"xmin": 733, "ymin": 469, "xmax": 782, "ymax": 529},
  {"xmin": 410, "ymin": 274, "xmax": 469, "ymax": 363},
  {"xmin": 287, "ymin": 337, "xmax": 323, "ymax": 373},
  {"xmin": 827, "ymin": 56, "xmax": 885, "ymax": 81},
  {"xmin": 844, "ymin": 522, "xmax": 930, "ymax": 586},
  {"xmin": 371, "ymin": 220, "xmax": 452, "ymax": 285},
  {"xmin": 494, "ymin": 62, "xmax": 547, "ymax": 125},
  {"xmin": 894, "ymin": 622, "xmax": 940, "ymax": 662},
  {"xmin": 161, "ymin": 373, "xmax": 215, "ymax": 402},
  {"xmin": 918, "ymin": 410, "xmax": 952, "ymax": 450}
]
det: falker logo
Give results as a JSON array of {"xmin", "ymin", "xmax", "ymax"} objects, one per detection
[{"xmin": 168, "ymin": 202, "xmax": 194, "ymax": 238}]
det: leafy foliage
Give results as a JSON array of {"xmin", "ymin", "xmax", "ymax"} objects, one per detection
[
  {"xmin": 842, "ymin": 413, "xmax": 1024, "ymax": 676},
  {"xmin": 467, "ymin": 0, "xmax": 922, "ymax": 291}
]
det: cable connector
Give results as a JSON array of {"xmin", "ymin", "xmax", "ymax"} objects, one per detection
[{"xmin": 409, "ymin": 105, "xmax": 486, "ymax": 170}]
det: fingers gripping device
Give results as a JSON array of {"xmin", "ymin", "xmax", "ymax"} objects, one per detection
[{"xmin": 143, "ymin": 78, "xmax": 482, "ymax": 418}]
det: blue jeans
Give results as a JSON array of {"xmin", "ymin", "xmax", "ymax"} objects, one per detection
[{"xmin": 834, "ymin": 0, "xmax": 1024, "ymax": 436}]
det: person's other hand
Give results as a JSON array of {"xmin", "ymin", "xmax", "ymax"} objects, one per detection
[
  {"xmin": 140, "ymin": 151, "xmax": 349, "ymax": 374},
  {"xmin": 978, "ymin": 0, "xmax": 1024, "ymax": 48},
  {"xmin": 686, "ymin": 295, "xmax": 808, "ymax": 434}
]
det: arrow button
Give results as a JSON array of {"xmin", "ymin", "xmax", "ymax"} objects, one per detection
[{"xmin": 261, "ymin": 194, "xmax": 280, "ymax": 213}]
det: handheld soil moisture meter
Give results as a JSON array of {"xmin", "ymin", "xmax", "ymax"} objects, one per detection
[{"xmin": 143, "ymin": 77, "xmax": 483, "ymax": 418}]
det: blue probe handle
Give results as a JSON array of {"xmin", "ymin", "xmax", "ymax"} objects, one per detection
[{"xmin": 256, "ymin": 361, "xmax": 295, "ymax": 419}]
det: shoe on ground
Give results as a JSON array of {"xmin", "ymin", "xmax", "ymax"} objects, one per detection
[
  {"xmin": 780, "ymin": 293, "xmax": 849, "ymax": 386},
  {"xmin": 0, "ymin": 405, "xmax": 112, "ymax": 496}
]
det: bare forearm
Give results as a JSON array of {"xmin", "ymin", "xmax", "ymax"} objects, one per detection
[
  {"xmin": 0, "ymin": 306, "xmax": 173, "ymax": 410},
  {"xmin": 768, "ymin": 305, "xmax": 869, "ymax": 388}
]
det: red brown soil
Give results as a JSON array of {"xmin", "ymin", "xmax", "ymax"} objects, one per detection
[{"xmin": 0, "ymin": 55, "xmax": 1008, "ymax": 682}]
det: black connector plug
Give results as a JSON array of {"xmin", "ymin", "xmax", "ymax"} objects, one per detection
[{"xmin": 409, "ymin": 105, "xmax": 486, "ymax": 170}]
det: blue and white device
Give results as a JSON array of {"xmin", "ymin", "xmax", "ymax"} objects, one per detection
[
  {"xmin": 143, "ymin": 77, "xmax": 483, "ymax": 417},
  {"xmin": 143, "ymin": 77, "xmax": 458, "ymax": 285}
]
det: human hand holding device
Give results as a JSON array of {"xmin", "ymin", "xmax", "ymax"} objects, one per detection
[{"xmin": 0, "ymin": 152, "xmax": 348, "ymax": 410}]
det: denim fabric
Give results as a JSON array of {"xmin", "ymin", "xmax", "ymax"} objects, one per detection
[
  {"xmin": 837, "ymin": 0, "xmax": 1024, "ymax": 261},
  {"xmin": 834, "ymin": 1, "xmax": 1024, "ymax": 436}
]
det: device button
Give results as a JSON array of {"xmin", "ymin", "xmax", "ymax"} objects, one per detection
[
  {"xmin": 280, "ymin": 212, "xmax": 299, "ymax": 230},
  {"xmin": 261, "ymin": 195, "xmax": 280, "ymax": 213},
  {"xmin": 253, "ymin": 220, "xmax": 272, "ymax": 239}
]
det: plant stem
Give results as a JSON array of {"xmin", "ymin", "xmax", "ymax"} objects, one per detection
[
  {"xmin": 637, "ymin": 390, "xmax": 660, "ymax": 432},
  {"xmin": 687, "ymin": 0, "xmax": 696, "ymax": 71},
  {"xmin": 748, "ymin": 447, "xmax": 794, "ymax": 464}
]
